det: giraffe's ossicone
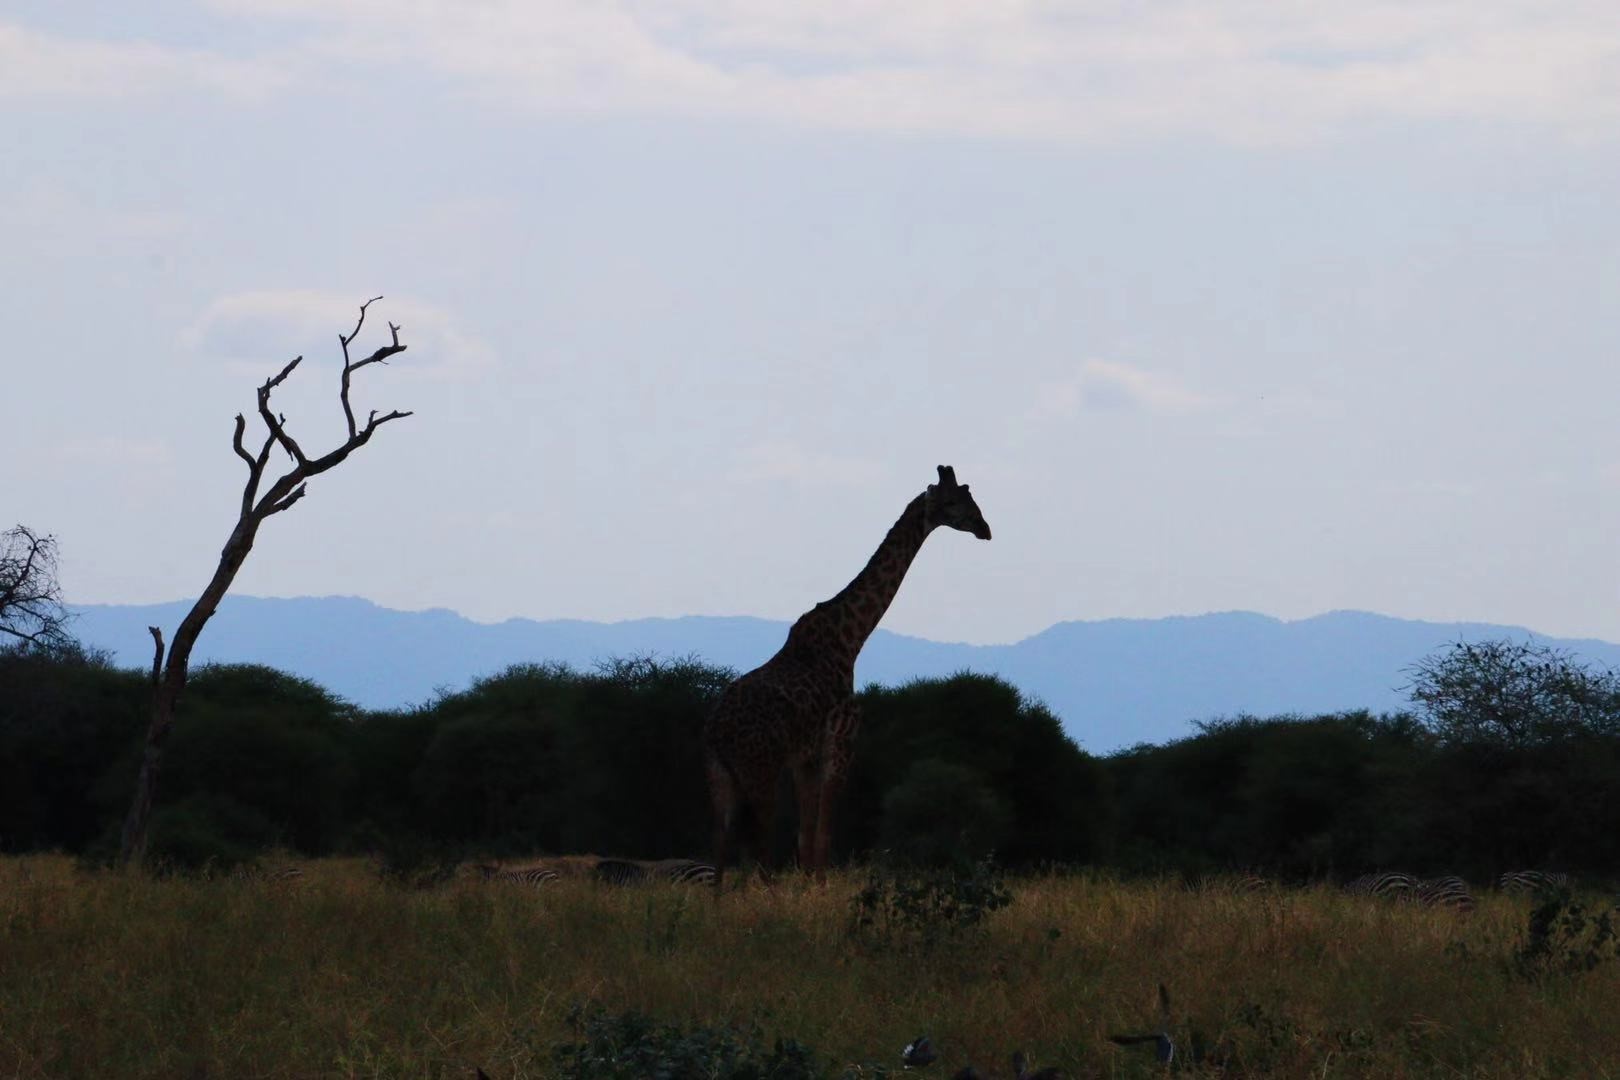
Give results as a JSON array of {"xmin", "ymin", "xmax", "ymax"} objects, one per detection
[{"xmin": 703, "ymin": 464, "xmax": 991, "ymax": 888}]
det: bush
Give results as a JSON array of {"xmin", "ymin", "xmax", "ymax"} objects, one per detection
[
  {"xmin": 878, "ymin": 758, "xmax": 1010, "ymax": 867},
  {"xmin": 849, "ymin": 854, "xmax": 1013, "ymax": 951},
  {"xmin": 1514, "ymin": 888, "xmax": 1620, "ymax": 979},
  {"xmin": 145, "ymin": 792, "xmax": 278, "ymax": 873}
]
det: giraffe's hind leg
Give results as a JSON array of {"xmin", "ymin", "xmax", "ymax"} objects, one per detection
[
  {"xmin": 705, "ymin": 749, "xmax": 739, "ymax": 895},
  {"xmin": 706, "ymin": 751, "xmax": 778, "ymax": 891}
]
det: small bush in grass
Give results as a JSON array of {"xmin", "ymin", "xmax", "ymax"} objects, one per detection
[
  {"xmin": 849, "ymin": 853, "xmax": 1012, "ymax": 951},
  {"xmin": 552, "ymin": 1003, "xmax": 823, "ymax": 1080},
  {"xmin": 1514, "ymin": 888, "xmax": 1620, "ymax": 978}
]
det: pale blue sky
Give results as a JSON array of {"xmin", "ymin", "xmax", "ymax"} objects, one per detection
[{"xmin": 5, "ymin": 2, "xmax": 1619, "ymax": 646}]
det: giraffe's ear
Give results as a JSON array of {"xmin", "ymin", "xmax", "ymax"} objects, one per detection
[{"xmin": 936, "ymin": 465, "xmax": 957, "ymax": 487}]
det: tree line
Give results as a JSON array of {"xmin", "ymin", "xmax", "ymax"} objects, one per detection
[{"xmin": 3, "ymin": 636, "xmax": 1617, "ymax": 883}]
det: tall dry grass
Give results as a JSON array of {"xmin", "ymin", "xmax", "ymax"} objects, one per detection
[{"xmin": 2, "ymin": 856, "xmax": 1617, "ymax": 1078}]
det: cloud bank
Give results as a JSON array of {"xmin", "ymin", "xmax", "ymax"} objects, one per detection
[{"xmin": 7, "ymin": 2, "xmax": 1616, "ymax": 144}]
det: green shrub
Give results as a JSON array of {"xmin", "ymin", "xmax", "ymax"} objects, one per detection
[
  {"xmin": 146, "ymin": 792, "xmax": 277, "ymax": 873},
  {"xmin": 849, "ymin": 854, "xmax": 1013, "ymax": 951},
  {"xmin": 878, "ymin": 758, "xmax": 1010, "ymax": 867},
  {"xmin": 1514, "ymin": 888, "xmax": 1620, "ymax": 978}
]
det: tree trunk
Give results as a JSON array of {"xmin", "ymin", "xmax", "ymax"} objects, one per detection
[
  {"xmin": 118, "ymin": 682, "xmax": 180, "ymax": 866},
  {"xmin": 112, "ymin": 296, "xmax": 410, "ymax": 869}
]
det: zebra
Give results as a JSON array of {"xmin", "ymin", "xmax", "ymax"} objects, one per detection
[
  {"xmin": 592, "ymin": 858, "xmax": 718, "ymax": 886},
  {"xmin": 1344, "ymin": 871, "xmax": 1420, "ymax": 899},
  {"xmin": 1415, "ymin": 876, "xmax": 1476, "ymax": 912},
  {"xmin": 645, "ymin": 858, "xmax": 717, "ymax": 885},
  {"xmin": 1499, "ymin": 870, "xmax": 1570, "ymax": 894},
  {"xmin": 476, "ymin": 863, "xmax": 560, "ymax": 887},
  {"xmin": 1203, "ymin": 871, "xmax": 1272, "ymax": 894},
  {"xmin": 593, "ymin": 859, "xmax": 649, "ymax": 886},
  {"xmin": 1346, "ymin": 872, "xmax": 1474, "ymax": 911},
  {"xmin": 227, "ymin": 864, "xmax": 304, "ymax": 884}
]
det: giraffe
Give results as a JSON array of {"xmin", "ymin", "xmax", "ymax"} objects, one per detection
[{"xmin": 703, "ymin": 464, "xmax": 992, "ymax": 888}]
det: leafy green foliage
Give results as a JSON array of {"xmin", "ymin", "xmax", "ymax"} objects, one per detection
[
  {"xmin": 8, "ymin": 641, "xmax": 1620, "ymax": 883},
  {"xmin": 146, "ymin": 792, "xmax": 278, "ymax": 872},
  {"xmin": 1407, "ymin": 638, "xmax": 1620, "ymax": 747},
  {"xmin": 1514, "ymin": 888, "xmax": 1620, "ymax": 978},
  {"xmin": 848, "ymin": 673, "xmax": 1108, "ymax": 867},
  {"xmin": 1109, "ymin": 711, "xmax": 1427, "ymax": 877},
  {"xmin": 879, "ymin": 758, "xmax": 1010, "ymax": 866},
  {"xmin": 0, "ymin": 644, "xmax": 146, "ymax": 853},
  {"xmin": 849, "ymin": 854, "xmax": 1013, "ymax": 951}
]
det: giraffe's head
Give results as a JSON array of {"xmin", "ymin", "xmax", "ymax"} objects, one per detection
[{"xmin": 925, "ymin": 465, "xmax": 992, "ymax": 540}]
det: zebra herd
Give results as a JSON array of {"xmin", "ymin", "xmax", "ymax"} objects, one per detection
[
  {"xmin": 474, "ymin": 856, "xmax": 716, "ymax": 889},
  {"xmin": 209, "ymin": 862, "xmax": 1568, "ymax": 901},
  {"xmin": 1340, "ymin": 869, "xmax": 1571, "ymax": 911}
]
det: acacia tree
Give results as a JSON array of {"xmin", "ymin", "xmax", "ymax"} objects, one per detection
[
  {"xmin": 117, "ymin": 297, "xmax": 412, "ymax": 866},
  {"xmin": 1405, "ymin": 638, "xmax": 1620, "ymax": 748},
  {"xmin": 0, "ymin": 525, "xmax": 71, "ymax": 649}
]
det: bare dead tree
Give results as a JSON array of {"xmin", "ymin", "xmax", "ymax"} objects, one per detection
[
  {"xmin": 0, "ymin": 525, "xmax": 71, "ymax": 649},
  {"xmin": 117, "ymin": 296, "xmax": 413, "ymax": 867}
]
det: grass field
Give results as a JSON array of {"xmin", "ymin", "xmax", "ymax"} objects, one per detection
[{"xmin": 2, "ymin": 855, "xmax": 1617, "ymax": 1078}]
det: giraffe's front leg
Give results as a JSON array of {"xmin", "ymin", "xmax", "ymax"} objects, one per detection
[
  {"xmin": 811, "ymin": 698, "xmax": 861, "ymax": 882},
  {"xmin": 791, "ymin": 758, "xmax": 822, "ymax": 874}
]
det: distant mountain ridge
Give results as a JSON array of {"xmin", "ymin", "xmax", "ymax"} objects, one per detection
[{"xmin": 66, "ymin": 597, "xmax": 1620, "ymax": 753}]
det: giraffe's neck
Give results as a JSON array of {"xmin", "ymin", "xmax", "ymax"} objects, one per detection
[{"xmin": 787, "ymin": 492, "xmax": 933, "ymax": 670}]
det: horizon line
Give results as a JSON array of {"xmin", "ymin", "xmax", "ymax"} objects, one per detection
[{"xmin": 65, "ymin": 594, "xmax": 1616, "ymax": 649}]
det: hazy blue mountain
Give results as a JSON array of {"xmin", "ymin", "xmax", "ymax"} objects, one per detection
[{"xmin": 66, "ymin": 597, "xmax": 1620, "ymax": 753}]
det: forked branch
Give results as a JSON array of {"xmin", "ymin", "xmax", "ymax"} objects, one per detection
[{"xmin": 339, "ymin": 296, "xmax": 407, "ymax": 439}]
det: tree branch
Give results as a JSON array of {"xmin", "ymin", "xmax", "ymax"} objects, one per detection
[
  {"xmin": 147, "ymin": 626, "xmax": 164, "ymax": 687},
  {"xmin": 339, "ymin": 297, "xmax": 406, "ymax": 439},
  {"xmin": 0, "ymin": 525, "xmax": 68, "ymax": 645},
  {"xmin": 264, "ymin": 484, "xmax": 309, "ymax": 517},
  {"xmin": 257, "ymin": 358, "xmax": 310, "ymax": 467}
]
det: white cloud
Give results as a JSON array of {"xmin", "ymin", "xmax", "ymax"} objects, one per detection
[
  {"xmin": 0, "ymin": 22, "xmax": 289, "ymax": 101},
  {"xmin": 730, "ymin": 440, "xmax": 888, "ymax": 487},
  {"xmin": 1037, "ymin": 359, "xmax": 1218, "ymax": 418},
  {"xmin": 181, "ymin": 289, "xmax": 496, "ymax": 382},
  {"xmin": 12, "ymin": 3, "xmax": 1620, "ymax": 142},
  {"xmin": 207, "ymin": 0, "xmax": 1620, "ymax": 143}
]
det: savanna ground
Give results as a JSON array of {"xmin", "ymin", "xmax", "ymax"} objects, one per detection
[{"xmin": 2, "ymin": 856, "xmax": 1617, "ymax": 1079}]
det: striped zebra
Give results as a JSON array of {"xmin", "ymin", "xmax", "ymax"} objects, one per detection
[
  {"xmin": 1415, "ymin": 876, "xmax": 1476, "ymax": 912},
  {"xmin": 645, "ymin": 858, "xmax": 717, "ymax": 886},
  {"xmin": 1344, "ymin": 871, "xmax": 1420, "ymax": 899},
  {"xmin": 225, "ymin": 864, "xmax": 305, "ymax": 884},
  {"xmin": 1346, "ymin": 872, "xmax": 1474, "ymax": 911},
  {"xmin": 592, "ymin": 858, "xmax": 718, "ymax": 886},
  {"xmin": 1191, "ymin": 872, "xmax": 1272, "ymax": 895},
  {"xmin": 476, "ymin": 863, "xmax": 560, "ymax": 887},
  {"xmin": 593, "ymin": 859, "xmax": 648, "ymax": 886},
  {"xmin": 1499, "ymin": 870, "xmax": 1570, "ymax": 894}
]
